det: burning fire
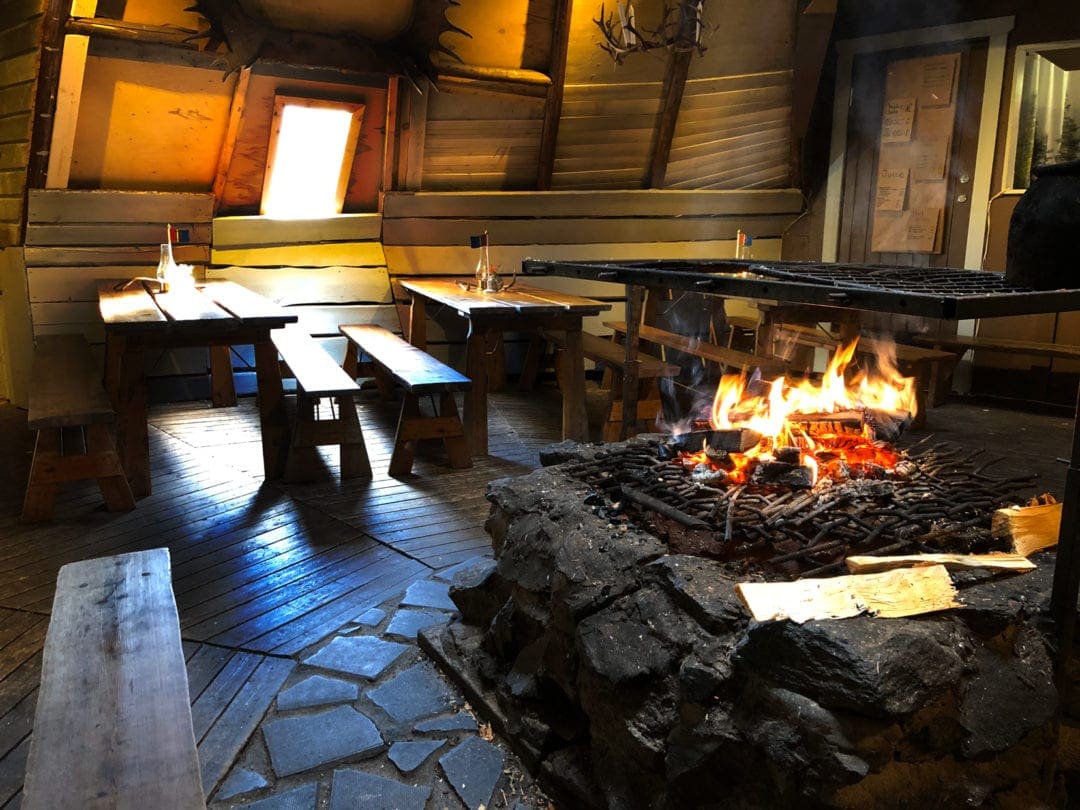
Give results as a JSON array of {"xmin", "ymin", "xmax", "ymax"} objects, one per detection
[{"xmin": 682, "ymin": 339, "xmax": 915, "ymax": 486}]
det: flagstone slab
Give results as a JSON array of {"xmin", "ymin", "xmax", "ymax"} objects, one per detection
[
  {"xmin": 388, "ymin": 739, "xmax": 447, "ymax": 773},
  {"xmin": 368, "ymin": 662, "xmax": 458, "ymax": 723},
  {"xmin": 303, "ymin": 635, "xmax": 410, "ymax": 679},
  {"xmin": 328, "ymin": 769, "xmax": 430, "ymax": 810},
  {"xmin": 240, "ymin": 782, "xmax": 318, "ymax": 809},
  {"xmin": 263, "ymin": 706, "xmax": 384, "ymax": 777},
  {"xmin": 439, "ymin": 735, "xmax": 506, "ymax": 810},
  {"xmin": 215, "ymin": 767, "xmax": 269, "ymax": 802},
  {"xmin": 435, "ymin": 556, "xmax": 491, "ymax": 582},
  {"xmin": 277, "ymin": 674, "xmax": 360, "ymax": 711},
  {"xmin": 385, "ymin": 609, "xmax": 448, "ymax": 640},
  {"xmin": 401, "ymin": 579, "xmax": 456, "ymax": 611}
]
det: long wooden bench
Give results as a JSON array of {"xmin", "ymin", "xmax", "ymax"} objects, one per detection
[
  {"xmin": 604, "ymin": 320, "xmax": 790, "ymax": 377},
  {"xmin": 339, "ymin": 324, "xmax": 472, "ymax": 476},
  {"xmin": 271, "ymin": 326, "xmax": 372, "ymax": 482},
  {"xmin": 23, "ymin": 548, "xmax": 204, "ymax": 810},
  {"xmin": 23, "ymin": 333, "xmax": 134, "ymax": 521},
  {"xmin": 540, "ymin": 330, "xmax": 679, "ymax": 442},
  {"xmin": 911, "ymin": 333, "xmax": 1080, "ymax": 362}
]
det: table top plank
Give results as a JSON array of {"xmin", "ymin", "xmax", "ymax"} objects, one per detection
[
  {"xmin": 152, "ymin": 286, "xmax": 234, "ymax": 325},
  {"xmin": 98, "ymin": 281, "xmax": 169, "ymax": 332},
  {"xmin": 400, "ymin": 278, "xmax": 610, "ymax": 317},
  {"xmin": 201, "ymin": 280, "xmax": 297, "ymax": 327}
]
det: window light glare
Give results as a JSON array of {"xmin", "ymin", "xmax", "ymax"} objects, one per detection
[{"xmin": 262, "ymin": 104, "xmax": 355, "ymax": 219}]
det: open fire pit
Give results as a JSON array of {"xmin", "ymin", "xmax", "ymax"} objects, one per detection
[{"xmin": 422, "ymin": 341, "xmax": 1063, "ymax": 809}]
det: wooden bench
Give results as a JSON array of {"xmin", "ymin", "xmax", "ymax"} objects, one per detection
[
  {"xmin": 604, "ymin": 320, "xmax": 790, "ymax": 377},
  {"xmin": 23, "ymin": 334, "xmax": 134, "ymax": 521},
  {"xmin": 541, "ymin": 330, "xmax": 679, "ymax": 442},
  {"xmin": 271, "ymin": 326, "xmax": 372, "ymax": 482},
  {"xmin": 22, "ymin": 548, "xmax": 204, "ymax": 810},
  {"xmin": 911, "ymin": 333, "xmax": 1080, "ymax": 363},
  {"xmin": 339, "ymin": 324, "xmax": 472, "ymax": 476}
]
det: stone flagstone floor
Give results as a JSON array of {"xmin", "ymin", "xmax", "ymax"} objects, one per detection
[{"xmin": 210, "ymin": 562, "xmax": 551, "ymax": 809}]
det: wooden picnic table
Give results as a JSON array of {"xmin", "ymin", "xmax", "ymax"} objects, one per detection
[
  {"xmin": 99, "ymin": 279, "xmax": 297, "ymax": 497},
  {"xmin": 398, "ymin": 278, "xmax": 610, "ymax": 454}
]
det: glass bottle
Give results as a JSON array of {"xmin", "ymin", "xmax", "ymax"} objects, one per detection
[{"xmin": 156, "ymin": 242, "xmax": 175, "ymax": 291}]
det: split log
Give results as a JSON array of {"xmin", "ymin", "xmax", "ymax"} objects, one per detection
[
  {"xmin": 736, "ymin": 564, "xmax": 959, "ymax": 623},
  {"xmin": 845, "ymin": 553, "xmax": 1036, "ymax": 574},
  {"xmin": 991, "ymin": 501, "xmax": 1062, "ymax": 556}
]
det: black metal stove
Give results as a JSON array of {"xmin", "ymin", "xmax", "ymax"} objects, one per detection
[{"xmin": 522, "ymin": 257, "xmax": 1080, "ymax": 657}]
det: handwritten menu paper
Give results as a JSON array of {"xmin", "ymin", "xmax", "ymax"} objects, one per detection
[
  {"xmin": 913, "ymin": 135, "xmax": 950, "ymax": 181},
  {"xmin": 904, "ymin": 207, "xmax": 941, "ymax": 253},
  {"xmin": 881, "ymin": 98, "xmax": 916, "ymax": 143},
  {"xmin": 875, "ymin": 167, "xmax": 909, "ymax": 211},
  {"xmin": 919, "ymin": 54, "xmax": 958, "ymax": 107}
]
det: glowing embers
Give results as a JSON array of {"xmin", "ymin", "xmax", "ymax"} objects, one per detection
[{"xmin": 679, "ymin": 338, "xmax": 915, "ymax": 488}]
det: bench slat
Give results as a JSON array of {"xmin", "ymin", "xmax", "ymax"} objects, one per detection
[
  {"xmin": 28, "ymin": 334, "xmax": 115, "ymax": 430},
  {"xmin": 546, "ymin": 331, "xmax": 679, "ymax": 378},
  {"xmin": 23, "ymin": 549, "xmax": 204, "ymax": 810},
  {"xmin": 775, "ymin": 324, "xmax": 954, "ymax": 362},
  {"xmin": 272, "ymin": 326, "xmax": 361, "ymax": 397},
  {"xmin": 605, "ymin": 320, "xmax": 788, "ymax": 374},
  {"xmin": 339, "ymin": 324, "xmax": 471, "ymax": 394},
  {"xmin": 912, "ymin": 333, "xmax": 1080, "ymax": 361}
]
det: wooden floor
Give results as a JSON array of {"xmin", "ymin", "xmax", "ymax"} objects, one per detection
[
  {"xmin": 0, "ymin": 385, "xmax": 1073, "ymax": 806},
  {"xmin": 0, "ymin": 386, "xmax": 565, "ymax": 805}
]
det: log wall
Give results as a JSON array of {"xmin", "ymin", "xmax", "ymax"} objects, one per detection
[{"xmin": 0, "ymin": 0, "xmax": 45, "ymax": 247}]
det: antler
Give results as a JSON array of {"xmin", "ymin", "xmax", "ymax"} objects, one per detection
[{"xmin": 595, "ymin": 0, "xmax": 707, "ymax": 63}]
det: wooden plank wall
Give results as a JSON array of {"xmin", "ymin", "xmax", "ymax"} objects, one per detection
[
  {"xmin": 382, "ymin": 188, "xmax": 803, "ymax": 366},
  {"xmin": 551, "ymin": 82, "xmax": 660, "ymax": 189},
  {"xmin": 421, "ymin": 87, "xmax": 545, "ymax": 190},
  {"xmin": 24, "ymin": 189, "xmax": 213, "ymax": 378},
  {"xmin": 0, "ymin": 0, "xmax": 45, "ymax": 247},
  {"xmin": 665, "ymin": 71, "xmax": 794, "ymax": 190},
  {"xmin": 207, "ymin": 214, "xmax": 394, "ymax": 365}
]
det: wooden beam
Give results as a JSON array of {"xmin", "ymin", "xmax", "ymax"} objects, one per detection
[
  {"xmin": 212, "ymin": 67, "xmax": 250, "ymax": 213},
  {"xmin": 645, "ymin": 49, "xmax": 693, "ymax": 189},
  {"xmin": 536, "ymin": 0, "xmax": 573, "ymax": 190},
  {"xmin": 45, "ymin": 34, "xmax": 89, "ymax": 189},
  {"xmin": 402, "ymin": 79, "xmax": 429, "ymax": 192},
  {"xmin": 67, "ymin": 17, "xmax": 201, "ymax": 46},
  {"xmin": 26, "ymin": 0, "xmax": 75, "ymax": 195},
  {"xmin": 792, "ymin": 0, "xmax": 837, "ymax": 139},
  {"xmin": 381, "ymin": 75, "xmax": 400, "ymax": 203}
]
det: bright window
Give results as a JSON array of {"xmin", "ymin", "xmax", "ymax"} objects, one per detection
[
  {"xmin": 260, "ymin": 96, "xmax": 365, "ymax": 218},
  {"xmin": 1007, "ymin": 42, "xmax": 1080, "ymax": 189}
]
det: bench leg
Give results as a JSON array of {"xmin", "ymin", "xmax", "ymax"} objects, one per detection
[
  {"xmin": 336, "ymin": 396, "xmax": 372, "ymax": 480},
  {"xmin": 23, "ymin": 425, "xmax": 134, "ymax": 522},
  {"xmin": 285, "ymin": 396, "xmax": 324, "ymax": 482},
  {"xmin": 389, "ymin": 393, "xmax": 472, "ymax": 477},
  {"xmin": 389, "ymin": 395, "xmax": 422, "ymax": 477},
  {"xmin": 440, "ymin": 393, "xmax": 472, "ymax": 470}
]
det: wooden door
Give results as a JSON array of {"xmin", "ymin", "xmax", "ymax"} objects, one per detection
[{"xmin": 838, "ymin": 40, "xmax": 988, "ymax": 269}]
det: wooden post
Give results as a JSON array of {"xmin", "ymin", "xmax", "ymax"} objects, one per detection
[
  {"xmin": 645, "ymin": 49, "xmax": 692, "ymax": 189},
  {"xmin": 620, "ymin": 285, "xmax": 645, "ymax": 440},
  {"xmin": 536, "ymin": 0, "xmax": 573, "ymax": 190}
]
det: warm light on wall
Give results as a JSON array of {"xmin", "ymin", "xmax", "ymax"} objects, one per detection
[{"xmin": 261, "ymin": 97, "xmax": 365, "ymax": 219}]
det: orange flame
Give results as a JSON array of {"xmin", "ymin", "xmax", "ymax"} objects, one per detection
[{"xmin": 690, "ymin": 338, "xmax": 915, "ymax": 486}]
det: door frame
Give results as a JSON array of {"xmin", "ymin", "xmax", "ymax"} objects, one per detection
[{"xmin": 821, "ymin": 16, "xmax": 1014, "ymax": 269}]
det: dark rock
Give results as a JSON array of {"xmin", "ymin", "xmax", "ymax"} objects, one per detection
[
  {"xmin": 959, "ymin": 622, "xmax": 1056, "ymax": 757},
  {"xmin": 388, "ymin": 739, "xmax": 446, "ymax": 773},
  {"xmin": 439, "ymin": 736, "xmax": 506, "ymax": 810},
  {"xmin": 736, "ymin": 616, "xmax": 972, "ymax": 717},
  {"xmin": 647, "ymin": 555, "xmax": 750, "ymax": 633},
  {"xmin": 328, "ymin": 768, "xmax": 430, "ymax": 810},
  {"xmin": 539, "ymin": 439, "xmax": 595, "ymax": 466},
  {"xmin": 436, "ymin": 554, "xmax": 493, "ymax": 582},
  {"xmin": 263, "ymin": 706, "xmax": 384, "ymax": 777},
  {"xmin": 448, "ymin": 558, "xmax": 508, "ymax": 625},
  {"xmin": 368, "ymin": 662, "xmax": 459, "ymax": 723}
]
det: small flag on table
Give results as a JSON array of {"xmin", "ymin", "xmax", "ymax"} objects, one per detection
[
  {"xmin": 469, "ymin": 232, "xmax": 489, "ymax": 249},
  {"xmin": 168, "ymin": 226, "xmax": 191, "ymax": 244}
]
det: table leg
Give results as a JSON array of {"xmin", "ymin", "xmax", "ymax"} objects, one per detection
[
  {"xmin": 254, "ymin": 337, "xmax": 289, "ymax": 480},
  {"xmin": 209, "ymin": 345, "xmax": 237, "ymax": 407},
  {"xmin": 409, "ymin": 296, "xmax": 428, "ymax": 349},
  {"xmin": 115, "ymin": 340, "xmax": 150, "ymax": 498},
  {"xmin": 464, "ymin": 323, "xmax": 488, "ymax": 455},
  {"xmin": 562, "ymin": 323, "xmax": 589, "ymax": 443},
  {"xmin": 103, "ymin": 334, "xmax": 123, "ymax": 405}
]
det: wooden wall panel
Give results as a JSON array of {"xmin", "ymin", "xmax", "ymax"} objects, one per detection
[{"xmin": 0, "ymin": 0, "xmax": 43, "ymax": 247}]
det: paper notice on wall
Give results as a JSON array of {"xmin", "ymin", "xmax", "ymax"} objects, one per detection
[
  {"xmin": 871, "ymin": 207, "xmax": 942, "ymax": 254},
  {"xmin": 904, "ymin": 207, "xmax": 941, "ymax": 252},
  {"xmin": 881, "ymin": 98, "xmax": 916, "ymax": 143},
  {"xmin": 875, "ymin": 167, "xmax": 909, "ymax": 211},
  {"xmin": 913, "ymin": 135, "xmax": 950, "ymax": 181},
  {"xmin": 919, "ymin": 54, "xmax": 958, "ymax": 107}
]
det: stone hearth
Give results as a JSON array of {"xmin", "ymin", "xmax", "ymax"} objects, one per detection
[{"xmin": 421, "ymin": 437, "xmax": 1062, "ymax": 809}]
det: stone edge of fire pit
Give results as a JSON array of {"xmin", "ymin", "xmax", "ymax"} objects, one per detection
[{"xmin": 422, "ymin": 439, "xmax": 1068, "ymax": 809}]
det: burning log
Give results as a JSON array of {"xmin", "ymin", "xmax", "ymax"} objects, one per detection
[
  {"xmin": 750, "ymin": 460, "xmax": 814, "ymax": 489},
  {"xmin": 990, "ymin": 496, "xmax": 1061, "ymax": 556},
  {"xmin": 845, "ymin": 552, "xmax": 1036, "ymax": 574},
  {"xmin": 735, "ymin": 563, "xmax": 960, "ymax": 623}
]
